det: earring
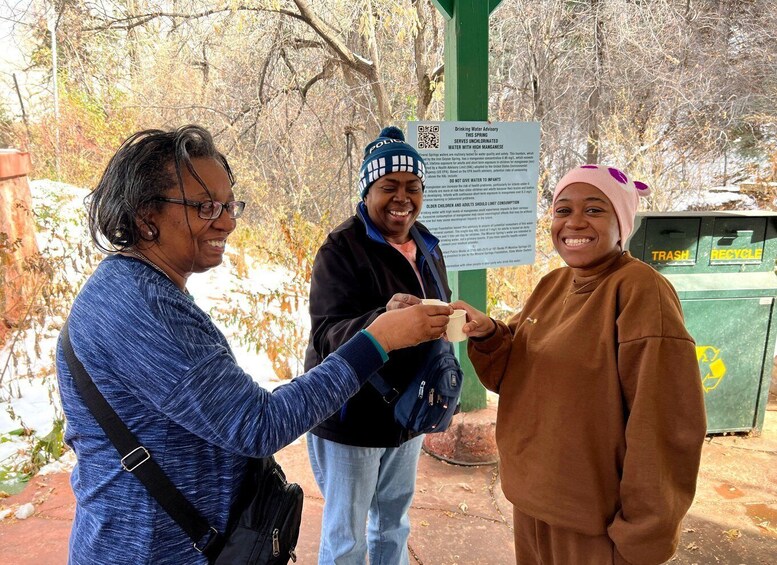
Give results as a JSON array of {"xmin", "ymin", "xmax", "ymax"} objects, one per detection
[{"xmin": 147, "ymin": 231, "xmax": 153, "ymax": 237}]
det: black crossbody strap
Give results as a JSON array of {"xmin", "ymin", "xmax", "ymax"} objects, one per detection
[
  {"xmin": 410, "ymin": 225, "xmax": 446, "ymax": 301},
  {"xmin": 60, "ymin": 322, "xmax": 221, "ymax": 555}
]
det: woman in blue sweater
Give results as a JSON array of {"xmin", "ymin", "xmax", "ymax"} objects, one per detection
[{"xmin": 56, "ymin": 125, "xmax": 452, "ymax": 564}]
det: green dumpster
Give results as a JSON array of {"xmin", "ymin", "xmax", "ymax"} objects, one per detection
[{"xmin": 627, "ymin": 211, "xmax": 777, "ymax": 434}]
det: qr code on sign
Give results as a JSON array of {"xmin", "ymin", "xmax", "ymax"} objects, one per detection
[{"xmin": 416, "ymin": 124, "xmax": 440, "ymax": 150}]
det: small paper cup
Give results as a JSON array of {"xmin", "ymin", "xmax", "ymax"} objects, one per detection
[
  {"xmin": 421, "ymin": 298, "xmax": 448, "ymax": 306},
  {"xmin": 446, "ymin": 309, "xmax": 467, "ymax": 342}
]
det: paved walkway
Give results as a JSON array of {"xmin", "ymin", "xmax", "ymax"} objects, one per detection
[{"xmin": 1, "ymin": 407, "xmax": 776, "ymax": 564}]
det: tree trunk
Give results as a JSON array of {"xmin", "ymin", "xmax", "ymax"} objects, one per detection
[{"xmin": 586, "ymin": 0, "xmax": 604, "ymax": 164}]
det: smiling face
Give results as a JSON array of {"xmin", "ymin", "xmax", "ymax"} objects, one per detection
[
  {"xmin": 143, "ymin": 157, "xmax": 236, "ymax": 286},
  {"xmin": 551, "ymin": 182, "xmax": 622, "ymax": 275},
  {"xmin": 363, "ymin": 171, "xmax": 423, "ymax": 244}
]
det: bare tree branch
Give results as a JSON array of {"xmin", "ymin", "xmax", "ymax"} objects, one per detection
[{"xmin": 83, "ymin": 6, "xmax": 304, "ymax": 32}]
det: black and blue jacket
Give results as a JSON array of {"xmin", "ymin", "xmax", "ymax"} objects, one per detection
[{"xmin": 305, "ymin": 202, "xmax": 451, "ymax": 447}]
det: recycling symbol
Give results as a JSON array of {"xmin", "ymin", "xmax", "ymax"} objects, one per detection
[{"xmin": 696, "ymin": 346, "xmax": 727, "ymax": 392}]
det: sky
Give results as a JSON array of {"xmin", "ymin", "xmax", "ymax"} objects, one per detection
[
  {"xmin": 0, "ymin": 9, "xmax": 27, "ymax": 111},
  {"xmin": 0, "ymin": 2, "xmax": 51, "ymax": 127}
]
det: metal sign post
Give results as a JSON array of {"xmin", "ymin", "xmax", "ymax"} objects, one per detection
[{"xmin": 432, "ymin": 0, "xmax": 503, "ymax": 412}]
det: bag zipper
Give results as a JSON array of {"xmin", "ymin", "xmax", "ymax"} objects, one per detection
[
  {"xmin": 272, "ymin": 528, "xmax": 280, "ymax": 557},
  {"xmin": 266, "ymin": 462, "xmax": 301, "ymax": 562}
]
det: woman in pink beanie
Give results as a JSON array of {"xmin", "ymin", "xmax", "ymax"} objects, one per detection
[{"xmin": 454, "ymin": 165, "xmax": 707, "ymax": 564}]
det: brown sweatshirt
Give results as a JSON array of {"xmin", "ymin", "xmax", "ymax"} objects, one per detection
[{"xmin": 468, "ymin": 252, "xmax": 706, "ymax": 565}]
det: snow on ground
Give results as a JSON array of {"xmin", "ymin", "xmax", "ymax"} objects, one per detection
[
  {"xmin": 185, "ymin": 254, "xmax": 306, "ymax": 384},
  {"xmin": 0, "ymin": 179, "xmax": 307, "ymax": 480}
]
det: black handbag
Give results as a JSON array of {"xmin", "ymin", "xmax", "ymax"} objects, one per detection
[
  {"xmin": 61, "ymin": 322, "xmax": 303, "ymax": 564},
  {"xmin": 215, "ymin": 457, "xmax": 303, "ymax": 564}
]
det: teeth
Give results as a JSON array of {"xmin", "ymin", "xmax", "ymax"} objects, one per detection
[
  {"xmin": 206, "ymin": 240, "xmax": 226, "ymax": 248},
  {"xmin": 389, "ymin": 210, "xmax": 410, "ymax": 217},
  {"xmin": 565, "ymin": 238, "xmax": 591, "ymax": 247}
]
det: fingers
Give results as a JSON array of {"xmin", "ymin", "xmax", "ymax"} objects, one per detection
[
  {"xmin": 450, "ymin": 300, "xmax": 494, "ymax": 338},
  {"xmin": 386, "ymin": 293, "xmax": 421, "ymax": 311},
  {"xmin": 450, "ymin": 300, "xmax": 483, "ymax": 322},
  {"xmin": 369, "ymin": 303, "xmax": 455, "ymax": 351},
  {"xmin": 419, "ymin": 305, "xmax": 453, "ymax": 334},
  {"xmin": 464, "ymin": 316, "xmax": 497, "ymax": 338},
  {"xmin": 450, "ymin": 300, "xmax": 476, "ymax": 315},
  {"xmin": 417, "ymin": 305, "xmax": 453, "ymax": 341},
  {"xmin": 419, "ymin": 303, "xmax": 454, "ymax": 316},
  {"xmin": 463, "ymin": 319, "xmax": 486, "ymax": 335}
]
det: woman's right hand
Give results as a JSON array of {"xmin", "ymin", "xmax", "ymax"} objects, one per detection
[
  {"xmin": 366, "ymin": 304, "xmax": 452, "ymax": 352},
  {"xmin": 449, "ymin": 300, "xmax": 496, "ymax": 339}
]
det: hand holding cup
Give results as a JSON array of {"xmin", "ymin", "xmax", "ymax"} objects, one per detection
[
  {"xmin": 422, "ymin": 299, "xmax": 468, "ymax": 342},
  {"xmin": 449, "ymin": 300, "xmax": 496, "ymax": 339},
  {"xmin": 367, "ymin": 302, "xmax": 453, "ymax": 352}
]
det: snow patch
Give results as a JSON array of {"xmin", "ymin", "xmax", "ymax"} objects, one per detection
[{"xmin": 1, "ymin": 179, "xmax": 308, "ymax": 473}]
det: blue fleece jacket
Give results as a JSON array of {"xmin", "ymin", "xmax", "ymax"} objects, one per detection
[{"xmin": 56, "ymin": 254, "xmax": 383, "ymax": 564}]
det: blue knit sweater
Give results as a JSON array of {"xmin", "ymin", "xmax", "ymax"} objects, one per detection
[{"xmin": 56, "ymin": 255, "xmax": 383, "ymax": 564}]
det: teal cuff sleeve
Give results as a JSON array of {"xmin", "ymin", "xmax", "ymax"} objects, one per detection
[{"xmin": 359, "ymin": 329, "xmax": 389, "ymax": 363}]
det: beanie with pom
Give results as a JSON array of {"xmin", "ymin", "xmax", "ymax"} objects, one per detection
[
  {"xmin": 552, "ymin": 165, "xmax": 652, "ymax": 244},
  {"xmin": 358, "ymin": 126, "xmax": 426, "ymax": 198}
]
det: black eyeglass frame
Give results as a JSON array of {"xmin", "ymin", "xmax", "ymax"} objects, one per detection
[{"xmin": 154, "ymin": 197, "xmax": 246, "ymax": 220}]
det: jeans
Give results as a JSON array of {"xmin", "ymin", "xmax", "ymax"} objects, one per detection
[{"xmin": 307, "ymin": 433, "xmax": 424, "ymax": 565}]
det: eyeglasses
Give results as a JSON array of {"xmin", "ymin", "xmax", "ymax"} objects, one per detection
[{"xmin": 155, "ymin": 197, "xmax": 246, "ymax": 220}]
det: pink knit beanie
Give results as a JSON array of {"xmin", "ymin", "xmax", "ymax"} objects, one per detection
[{"xmin": 552, "ymin": 165, "xmax": 651, "ymax": 244}]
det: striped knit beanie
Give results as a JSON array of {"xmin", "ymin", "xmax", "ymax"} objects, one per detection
[{"xmin": 359, "ymin": 126, "xmax": 426, "ymax": 198}]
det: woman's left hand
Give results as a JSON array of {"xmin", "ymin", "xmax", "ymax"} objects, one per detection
[{"xmin": 386, "ymin": 293, "xmax": 421, "ymax": 311}]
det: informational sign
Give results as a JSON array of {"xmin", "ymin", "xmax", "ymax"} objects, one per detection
[{"xmin": 408, "ymin": 121, "xmax": 540, "ymax": 271}]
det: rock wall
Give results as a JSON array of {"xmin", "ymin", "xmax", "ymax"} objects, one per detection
[{"xmin": 0, "ymin": 150, "xmax": 38, "ymax": 346}]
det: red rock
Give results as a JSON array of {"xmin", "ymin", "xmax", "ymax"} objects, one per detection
[
  {"xmin": 0, "ymin": 149, "xmax": 39, "ymax": 345},
  {"xmin": 422, "ymin": 405, "xmax": 498, "ymax": 465}
]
